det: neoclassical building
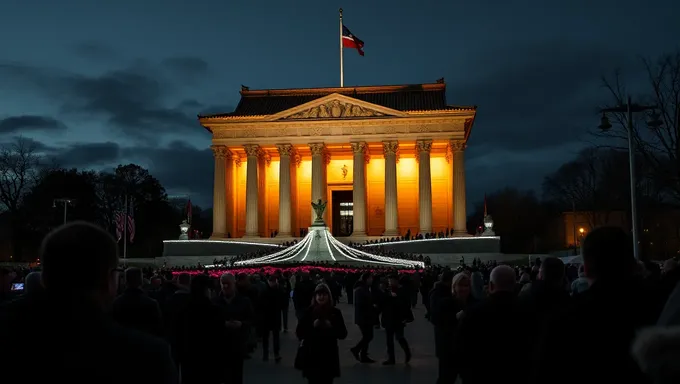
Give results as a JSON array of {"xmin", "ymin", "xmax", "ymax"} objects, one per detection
[{"xmin": 200, "ymin": 81, "xmax": 476, "ymax": 239}]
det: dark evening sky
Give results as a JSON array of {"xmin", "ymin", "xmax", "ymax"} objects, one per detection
[{"xmin": 1, "ymin": 0, "xmax": 678, "ymax": 208}]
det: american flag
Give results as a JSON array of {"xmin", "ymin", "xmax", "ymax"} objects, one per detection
[
  {"xmin": 128, "ymin": 199, "xmax": 135, "ymax": 243},
  {"xmin": 115, "ymin": 212, "xmax": 124, "ymax": 242}
]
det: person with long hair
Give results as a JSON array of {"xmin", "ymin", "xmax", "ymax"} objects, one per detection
[{"xmin": 295, "ymin": 284, "xmax": 348, "ymax": 384}]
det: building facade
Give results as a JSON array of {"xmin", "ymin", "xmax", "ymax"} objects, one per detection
[{"xmin": 199, "ymin": 82, "xmax": 477, "ymax": 239}]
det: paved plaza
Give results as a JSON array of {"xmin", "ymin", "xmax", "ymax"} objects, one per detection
[{"xmin": 244, "ymin": 301, "xmax": 441, "ymax": 384}]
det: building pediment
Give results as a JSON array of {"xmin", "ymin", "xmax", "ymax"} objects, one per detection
[{"xmin": 266, "ymin": 93, "xmax": 408, "ymax": 122}]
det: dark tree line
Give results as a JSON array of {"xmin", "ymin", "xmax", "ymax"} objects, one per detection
[{"xmin": 0, "ymin": 138, "xmax": 211, "ymax": 261}]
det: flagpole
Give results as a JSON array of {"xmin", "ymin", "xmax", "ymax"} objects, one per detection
[
  {"xmin": 123, "ymin": 194, "xmax": 128, "ymax": 265},
  {"xmin": 339, "ymin": 8, "xmax": 344, "ymax": 87}
]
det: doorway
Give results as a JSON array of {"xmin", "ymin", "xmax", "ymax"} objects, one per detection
[{"xmin": 331, "ymin": 190, "xmax": 353, "ymax": 236}]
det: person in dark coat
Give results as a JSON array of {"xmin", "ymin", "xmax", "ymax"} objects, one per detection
[
  {"xmin": 453, "ymin": 265, "xmax": 523, "ymax": 384},
  {"xmin": 296, "ymin": 283, "xmax": 348, "ymax": 384},
  {"xmin": 435, "ymin": 272, "xmax": 474, "ymax": 384},
  {"xmin": 350, "ymin": 273, "xmax": 376, "ymax": 363},
  {"xmin": 259, "ymin": 275, "xmax": 285, "ymax": 362},
  {"xmin": 213, "ymin": 273, "xmax": 255, "ymax": 384},
  {"xmin": 173, "ymin": 275, "xmax": 228, "ymax": 384},
  {"xmin": 380, "ymin": 274, "xmax": 413, "ymax": 365},
  {"xmin": 294, "ymin": 273, "xmax": 316, "ymax": 319},
  {"xmin": 0, "ymin": 221, "xmax": 178, "ymax": 384},
  {"xmin": 112, "ymin": 267, "xmax": 164, "ymax": 337},
  {"xmin": 532, "ymin": 227, "xmax": 663, "ymax": 384},
  {"xmin": 279, "ymin": 272, "xmax": 292, "ymax": 332}
]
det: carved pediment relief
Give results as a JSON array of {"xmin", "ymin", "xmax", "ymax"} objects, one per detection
[{"xmin": 282, "ymin": 99, "xmax": 385, "ymax": 120}]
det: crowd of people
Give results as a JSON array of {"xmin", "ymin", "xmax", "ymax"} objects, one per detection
[{"xmin": 1, "ymin": 222, "xmax": 680, "ymax": 384}]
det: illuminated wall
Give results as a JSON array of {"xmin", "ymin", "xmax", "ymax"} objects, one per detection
[
  {"xmin": 235, "ymin": 160, "xmax": 247, "ymax": 238},
  {"xmin": 396, "ymin": 157, "xmax": 418, "ymax": 235},
  {"xmin": 296, "ymin": 159, "xmax": 312, "ymax": 231},
  {"xmin": 431, "ymin": 156, "xmax": 453, "ymax": 232},
  {"xmin": 327, "ymin": 159, "xmax": 353, "ymax": 184},
  {"xmin": 366, "ymin": 158, "xmax": 385, "ymax": 236},
  {"xmin": 266, "ymin": 160, "xmax": 280, "ymax": 236}
]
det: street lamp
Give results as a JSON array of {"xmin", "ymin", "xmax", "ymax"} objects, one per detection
[
  {"xmin": 53, "ymin": 198, "xmax": 75, "ymax": 224},
  {"xmin": 598, "ymin": 96, "xmax": 663, "ymax": 260}
]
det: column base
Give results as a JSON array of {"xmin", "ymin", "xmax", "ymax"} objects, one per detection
[
  {"xmin": 243, "ymin": 233, "xmax": 260, "ymax": 238},
  {"xmin": 209, "ymin": 232, "xmax": 226, "ymax": 240},
  {"xmin": 383, "ymin": 229, "xmax": 399, "ymax": 237},
  {"xmin": 419, "ymin": 227, "xmax": 432, "ymax": 234},
  {"xmin": 349, "ymin": 231, "xmax": 367, "ymax": 237},
  {"xmin": 452, "ymin": 230, "xmax": 472, "ymax": 237},
  {"xmin": 275, "ymin": 232, "xmax": 293, "ymax": 238}
]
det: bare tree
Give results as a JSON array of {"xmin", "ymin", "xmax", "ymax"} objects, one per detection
[
  {"xmin": 0, "ymin": 137, "xmax": 41, "ymax": 213},
  {"xmin": 542, "ymin": 148, "xmax": 636, "ymax": 228},
  {"xmin": 593, "ymin": 51, "xmax": 680, "ymax": 201}
]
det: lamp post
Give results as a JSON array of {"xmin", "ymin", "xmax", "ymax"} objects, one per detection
[
  {"xmin": 598, "ymin": 96, "xmax": 662, "ymax": 260},
  {"xmin": 52, "ymin": 198, "xmax": 75, "ymax": 224}
]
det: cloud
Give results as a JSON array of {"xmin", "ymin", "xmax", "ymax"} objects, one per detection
[
  {"xmin": 0, "ymin": 60, "xmax": 209, "ymax": 142},
  {"xmin": 449, "ymin": 40, "xmax": 633, "ymax": 151},
  {"xmin": 53, "ymin": 142, "xmax": 121, "ymax": 168},
  {"xmin": 72, "ymin": 42, "xmax": 117, "ymax": 60},
  {"xmin": 0, "ymin": 115, "xmax": 67, "ymax": 134},
  {"xmin": 162, "ymin": 57, "xmax": 209, "ymax": 76}
]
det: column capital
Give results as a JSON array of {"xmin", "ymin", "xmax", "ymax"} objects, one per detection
[
  {"xmin": 323, "ymin": 148, "xmax": 331, "ymax": 165},
  {"xmin": 234, "ymin": 156, "xmax": 242, "ymax": 168},
  {"xmin": 449, "ymin": 140, "xmax": 467, "ymax": 152},
  {"xmin": 416, "ymin": 139, "xmax": 433, "ymax": 153},
  {"xmin": 350, "ymin": 142, "xmax": 367, "ymax": 154},
  {"xmin": 259, "ymin": 149, "xmax": 272, "ymax": 166},
  {"xmin": 276, "ymin": 144, "xmax": 294, "ymax": 157},
  {"xmin": 382, "ymin": 141, "xmax": 399, "ymax": 156},
  {"xmin": 243, "ymin": 144, "xmax": 260, "ymax": 157},
  {"xmin": 293, "ymin": 150, "xmax": 302, "ymax": 168},
  {"xmin": 309, "ymin": 142, "xmax": 326, "ymax": 156},
  {"xmin": 211, "ymin": 145, "xmax": 231, "ymax": 159}
]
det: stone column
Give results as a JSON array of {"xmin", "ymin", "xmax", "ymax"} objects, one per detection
[
  {"xmin": 276, "ymin": 144, "xmax": 293, "ymax": 237},
  {"xmin": 451, "ymin": 141, "xmax": 468, "ymax": 236},
  {"xmin": 350, "ymin": 142, "xmax": 367, "ymax": 236},
  {"xmin": 210, "ymin": 145, "xmax": 228, "ymax": 238},
  {"xmin": 309, "ymin": 143, "xmax": 326, "ymax": 223},
  {"xmin": 243, "ymin": 144, "xmax": 260, "ymax": 237},
  {"xmin": 417, "ymin": 140, "xmax": 433, "ymax": 234},
  {"xmin": 224, "ymin": 152, "xmax": 235, "ymax": 237},
  {"xmin": 383, "ymin": 141, "xmax": 399, "ymax": 236}
]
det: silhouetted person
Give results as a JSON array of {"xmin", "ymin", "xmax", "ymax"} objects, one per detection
[
  {"xmin": 453, "ymin": 265, "xmax": 523, "ymax": 384},
  {"xmin": 0, "ymin": 221, "xmax": 178, "ymax": 384},
  {"xmin": 23, "ymin": 271, "xmax": 44, "ymax": 297},
  {"xmin": 350, "ymin": 273, "xmax": 376, "ymax": 363},
  {"xmin": 112, "ymin": 267, "xmax": 164, "ymax": 337},
  {"xmin": 173, "ymin": 274, "xmax": 227, "ymax": 384},
  {"xmin": 533, "ymin": 226, "xmax": 662, "ymax": 384}
]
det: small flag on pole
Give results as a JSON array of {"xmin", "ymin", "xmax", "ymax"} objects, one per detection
[
  {"xmin": 186, "ymin": 199, "xmax": 193, "ymax": 224},
  {"xmin": 127, "ymin": 199, "xmax": 135, "ymax": 243},
  {"xmin": 115, "ymin": 212, "xmax": 124, "ymax": 242},
  {"xmin": 342, "ymin": 25, "xmax": 365, "ymax": 56}
]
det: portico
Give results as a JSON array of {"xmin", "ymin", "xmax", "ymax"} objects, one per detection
[{"xmin": 200, "ymin": 82, "xmax": 476, "ymax": 239}]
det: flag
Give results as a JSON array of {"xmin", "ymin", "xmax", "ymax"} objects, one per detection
[
  {"xmin": 186, "ymin": 199, "xmax": 193, "ymax": 224},
  {"xmin": 342, "ymin": 25, "xmax": 364, "ymax": 56},
  {"xmin": 114, "ymin": 212, "xmax": 124, "ymax": 242},
  {"xmin": 484, "ymin": 194, "xmax": 488, "ymax": 217},
  {"xmin": 127, "ymin": 199, "xmax": 135, "ymax": 243}
]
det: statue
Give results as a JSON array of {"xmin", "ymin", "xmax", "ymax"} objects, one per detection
[
  {"xmin": 179, "ymin": 219, "xmax": 191, "ymax": 240},
  {"xmin": 341, "ymin": 164, "xmax": 348, "ymax": 180},
  {"xmin": 481, "ymin": 215, "xmax": 495, "ymax": 236},
  {"xmin": 311, "ymin": 199, "xmax": 327, "ymax": 226}
]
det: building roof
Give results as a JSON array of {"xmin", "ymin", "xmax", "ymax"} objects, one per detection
[{"xmin": 200, "ymin": 82, "xmax": 476, "ymax": 118}]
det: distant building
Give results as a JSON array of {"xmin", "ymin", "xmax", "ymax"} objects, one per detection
[
  {"xmin": 559, "ymin": 210, "xmax": 680, "ymax": 259},
  {"xmin": 199, "ymin": 82, "xmax": 477, "ymax": 239}
]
